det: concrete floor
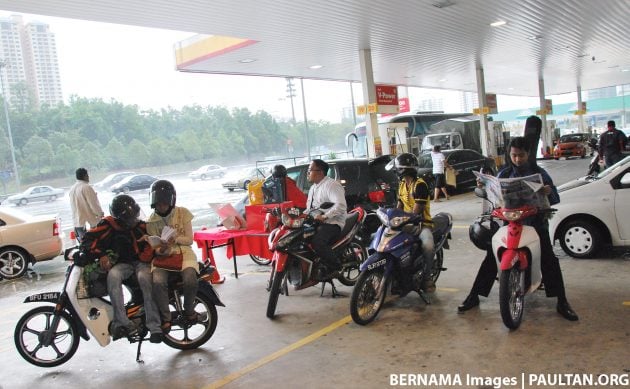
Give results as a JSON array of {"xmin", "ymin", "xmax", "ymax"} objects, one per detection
[{"xmin": 2, "ymin": 192, "xmax": 630, "ymax": 389}]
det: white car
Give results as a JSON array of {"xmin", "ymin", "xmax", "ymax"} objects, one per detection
[
  {"xmin": 5, "ymin": 185, "xmax": 65, "ymax": 206},
  {"xmin": 549, "ymin": 156, "xmax": 630, "ymax": 258},
  {"xmin": 0, "ymin": 208, "xmax": 63, "ymax": 279},
  {"xmin": 189, "ymin": 164, "xmax": 227, "ymax": 180}
]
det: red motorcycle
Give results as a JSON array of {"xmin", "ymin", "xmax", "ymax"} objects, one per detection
[{"xmin": 265, "ymin": 203, "xmax": 367, "ymax": 319}]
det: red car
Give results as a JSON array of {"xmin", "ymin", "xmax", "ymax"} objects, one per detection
[{"xmin": 553, "ymin": 133, "xmax": 587, "ymax": 160}]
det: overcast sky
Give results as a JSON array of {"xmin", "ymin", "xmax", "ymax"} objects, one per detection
[{"xmin": 2, "ymin": 11, "xmax": 556, "ymax": 123}]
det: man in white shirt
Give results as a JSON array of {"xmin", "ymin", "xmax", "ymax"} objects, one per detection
[
  {"xmin": 69, "ymin": 168, "xmax": 104, "ymax": 242},
  {"xmin": 305, "ymin": 159, "xmax": 347, "ymax": 279},
  {"xmin": 430, "ymin": 145, "xmax": 452, "ymax": 202}
]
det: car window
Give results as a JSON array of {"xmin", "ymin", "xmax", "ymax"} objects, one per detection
[
  {"xmin": 42, "ymin": 187, "xmax": 51, "ymax": 193},
  {"xmin": 418, "ymin": 153, "xmax": 433, "ymax": 168}
]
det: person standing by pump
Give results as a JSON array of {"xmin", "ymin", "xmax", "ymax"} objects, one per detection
[{"xmin": 69, "ymin": 167, "xmax": 104, "ymax": 242}]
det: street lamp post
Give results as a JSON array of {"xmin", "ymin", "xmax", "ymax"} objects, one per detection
[{"xmin": 0, "ymin": 60, "xmax": 19, "ymax": 189}]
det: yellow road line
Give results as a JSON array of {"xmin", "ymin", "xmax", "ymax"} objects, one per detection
[{"xmin": 203, "ymin": 315, "xmax": 352, "ymax": 389}]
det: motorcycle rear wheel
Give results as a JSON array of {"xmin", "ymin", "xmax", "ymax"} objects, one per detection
[
  {"xmin": 350, "ymin": 268, "xmax": 387, "ymax": 325},
  {"xmin": 337, "ymin": 241, "xmax": 367, "ymax": 286},
  {"xmin": 163, "ymin": 292, "xmax": 218, "ymax": 350},
  {"xmin": 250, "ymin": 254, "xmax": 271, "ymax": 266},
  {"xmin": 499, "ymin": 266, "xmax": 525, "ymax": 330},
  {"xmin": 14, "ymin": 306, "xmax": 80, "ymax": 367},
  {"xmin": 266, "ymin": 267, "xmax": 286, "ymax": 319}
]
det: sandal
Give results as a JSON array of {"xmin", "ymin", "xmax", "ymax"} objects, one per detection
[
  {"xmin": 185, "ymin": 312, "xmax": 208, "ymax": 323},
  {"xmin": 161, "ymin": 321, "xmax": 171, "ymax": 334}
]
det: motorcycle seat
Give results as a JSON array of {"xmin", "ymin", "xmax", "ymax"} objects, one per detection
[
  {"xmin": 432, "ymin": 212, "xmax": 452, "ymax": 242},
  {"xmin": 338, "ymin": 211, "xmax": 360, "ymax": 239}
]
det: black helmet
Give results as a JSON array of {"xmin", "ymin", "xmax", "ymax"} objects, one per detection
[
  {"xmin": 272, "ymin": 164, "xmax": 287, "ymax": 179},
  {"xmin": 150, "ymin": 179, "xmax": 176, "ymax": 217},
  {"xmin": 110, "ymin": 194, "xmax": 141, "ymax": 229},
  {"xmin": 387, "ymin": 153, "xmax": 419, "ymax": 179},
  {"xmin": 469, "ymin": 215, "xmax": 500, "ymax": 250}
]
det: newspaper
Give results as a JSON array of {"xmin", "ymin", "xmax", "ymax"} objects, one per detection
[
  {"xmin": 147, "ymin": 225, "xmax": 177, "ymax": 248},
  {"xmin": 473, "ymin": 171, "xmax": 549, "ymax": 210}
]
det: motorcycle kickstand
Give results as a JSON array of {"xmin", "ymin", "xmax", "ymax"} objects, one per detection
[
  {"xmin": 135, "ymin": 338, "xmax": 145, "ymax": 364},
  {"xmin": 320, "ymin": 279, "xmax": 344, "ymax": 298}
]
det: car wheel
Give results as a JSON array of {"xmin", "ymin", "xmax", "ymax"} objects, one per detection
[
  {"xmin": 49, "ymin": 195, "xmax": 57, "ymax": 201},
  {"xmin": 201, "ymin": 174, "xmax": 206, "ymax": 180},
  {"xmin": 228, "ymin": 188, "xmax": 234, "ymax": 192},
  {"xmin": 243, "ymin": 180, "xmax": 250, "ymax": 190},
  {"xmin": 219, "ymin": 172, "xmax": 225, "ymax": 178},
  {"xmin": 559, "ymin": 220, "xmax": 602, "ymax": 258},
  {"xmin": 123, "ymin": 187, "xmax": 130, "ymax": 194},
  {"xmin": 0, "ymin": 247, "xmax": 30, "ymax": 279},
  {"xmin": 19, "ymin": 198, "xmax": 28, "ymax": 206}
]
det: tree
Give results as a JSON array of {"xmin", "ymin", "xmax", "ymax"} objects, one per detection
[{"xmin": 21, "ymin": 135, "xmax": 53, "ymax": 178}]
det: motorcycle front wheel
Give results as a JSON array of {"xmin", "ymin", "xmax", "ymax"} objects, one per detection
[
  {"xmin": 266, "ymin": 266, "xmax": 286, "ymax": 319},
  {"xmin": 337, "ymin": 241, "xmax": 367, "ymax": 286},
  {"xmin": 14, "ymin": 306, "xmax": 80, "ymax": 367},
  {"xmin": 499, "ymin": 266, "xmax": 525, "ymax": 330},
  {"xmin": 350, "ymin": 268, "xmax": 387, "ymax": 325},
  {"xmin": 163, "ymin": 291, "xmax": 218, "ymax": 350}
]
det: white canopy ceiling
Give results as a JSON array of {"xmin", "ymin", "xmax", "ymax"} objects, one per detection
[{"xmin": 1, "ymin": 0, "xmax": 629, "ymax": 96}]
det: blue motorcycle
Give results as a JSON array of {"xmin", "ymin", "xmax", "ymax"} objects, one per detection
[{"xmin": 349, "ymin": 207, "xmax": 453, "ymax": 325}]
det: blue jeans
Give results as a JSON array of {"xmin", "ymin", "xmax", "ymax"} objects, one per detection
[
  {"xmin": 107, "ymin": 262, "xmax": 161, "ymax": 334},
  {"xmin": 153, "ymin": 267, "xmax": 198, "ymax": 322}
]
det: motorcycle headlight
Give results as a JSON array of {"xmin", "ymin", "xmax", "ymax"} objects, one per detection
[
  {"xmin": 281, "ymin": 213, "xmax": 304, "ymax": 228},
  {"xmin": 501, "ymin": 210, "xmax": 524, "ymax": 221},
  {"xmin": 276, "ymin": 229, "xmax": 301, "ymax": 249},
  {"xmin": 390, "ymin": 216, "xmax": 409, "ymax": 228}
]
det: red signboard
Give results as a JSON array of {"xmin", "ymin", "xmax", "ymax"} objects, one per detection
[
  {"xmin": 376, "ymin": 85, "xmax": 398, "ymax": 105},
  {"xmin": 398, "ymin": 97, "xmax": 410, "ymax": 113}
]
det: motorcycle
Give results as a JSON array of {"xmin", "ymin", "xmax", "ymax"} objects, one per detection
[
  {"xmin": 349, "ymin": 207, "xmax": 453, "ymax": 325},
  {"xmin": 14, "ymin": 247, "xmax": 225, "ymax": 367},
  {"xmin": 473, "ymin": 173, "xmax": 553, "ymax": 329},
  {"xmin": 586, "ymin": 138, "xmax": 602, "ymax": 176},
  {"xmin": 265, "ymin": 203, "xmax": 367, "ymax": 319}
]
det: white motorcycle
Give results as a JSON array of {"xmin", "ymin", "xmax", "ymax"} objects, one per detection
[
  {"xmin": 475, "ymin": 173, "xmax": 553, "ymax": 329},
  {"xmin": 14, "ymin": 248, "xmax": 224, "ymax": 367}
]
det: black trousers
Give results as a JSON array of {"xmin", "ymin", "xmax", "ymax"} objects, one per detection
[
  {"xmin": 469, "ymin": 223, "xmax": 566, "ymax": 300},
  {"xmin": 310, "ymin": 224, "xmax": 341, "ymax": 267}
]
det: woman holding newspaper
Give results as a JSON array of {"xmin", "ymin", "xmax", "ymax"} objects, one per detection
[
  {"xmin": 458, "ymin": 137, "xmax": 578, "ymax": 322},
  {"xmin": 147, "ymin": 180, "xmax": 205, "ymax": 333}
]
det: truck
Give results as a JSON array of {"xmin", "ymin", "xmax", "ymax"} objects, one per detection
[
  {"xmin": 346, "ymin": 111, "xmax": 470, "ymax": 158},
  {"xmin": 420, "ymin": 117, "xmax": 507, "ymax": 156}
]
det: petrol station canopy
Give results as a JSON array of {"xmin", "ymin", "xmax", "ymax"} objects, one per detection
[{"xmin": 1, "ymin": 0, "xmax": 629, "ymax": 97}]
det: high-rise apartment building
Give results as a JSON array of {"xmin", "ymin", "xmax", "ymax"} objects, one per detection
[{"xmin": 0, "ymin": 15, "xmax": 62, "ymax": 108}]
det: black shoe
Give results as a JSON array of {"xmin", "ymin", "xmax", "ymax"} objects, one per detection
[
  {"xmin": 457, "ymin": 294, "xmax": 479, "ymax": 312},
  {"xmin": 110, "ymin": 323, "xmax": 138, "ymax": 341},
  {"xmin": 149, "ymin": 332, "xmax": 163, "ymax": 343},
  {"xmin": 556, "ymin": 301, "xmax": 579, "ymax": 321}
]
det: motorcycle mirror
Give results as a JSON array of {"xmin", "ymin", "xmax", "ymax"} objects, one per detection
[{"xmin": 474, "ymin": 187, "xmax": 487, "ymax": 199}]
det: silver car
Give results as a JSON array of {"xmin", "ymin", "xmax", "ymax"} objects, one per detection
[
  {"xmin": 6, "ymin": 186, "xmax": 65, "ymax": 206},
  {"xmin": 189, "ymin": 164, "xmax": 227, "ymax": 180}
]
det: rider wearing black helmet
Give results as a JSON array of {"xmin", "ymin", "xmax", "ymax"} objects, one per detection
[
  {"xmin": 147, "ymin": 180, "xmax": 203, "ymax": 332},
  {"xmin": 387, "ymin": 153, "xmax": 436, "ymax": 292},
  {"xmin": 78, "ymin": 194, "xmax": 163, "ymax": 343}
]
